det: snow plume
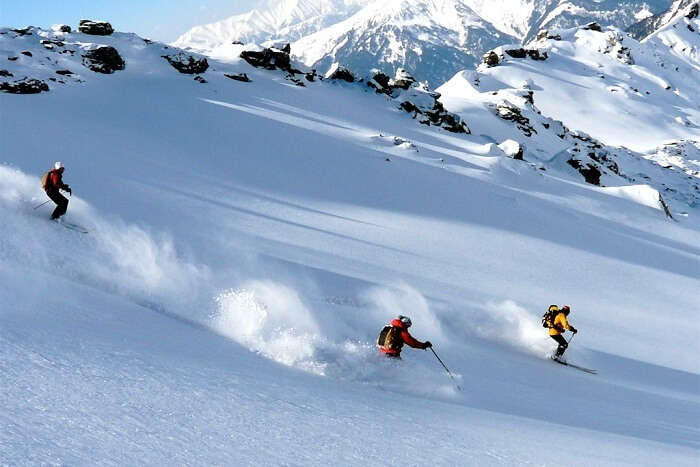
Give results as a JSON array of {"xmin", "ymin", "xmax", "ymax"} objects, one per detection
[
  {"xmin": 361, "ymin": 283, "xmax": 444, "ymax": 342},
  {"xmin": 212, "ymin": 281, "xmax": 326, "ymax": 374},
  {"xmin": 0, "ymin": 165, "xmax": 209, "ymax": 314},
  {"xmin": 475, "ymin": 300, "xmax": 553, "ymax": 358}
]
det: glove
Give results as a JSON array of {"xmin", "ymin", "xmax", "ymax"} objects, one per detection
[
  {"xmin": 424, "ymin": 341, "xmax": 432, "ymax": 348},
  {"xmin": 64, "ymin": 185, "xmax": 71, "ymax": 194},
  {"xmin": 571, "ymin": 327, "xmax": 578, "ymax": 334}
]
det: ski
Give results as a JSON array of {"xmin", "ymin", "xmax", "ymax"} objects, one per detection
[
  {"xmin": 552, "ymin": 359, "xmax": 597, "ymax": 374},
  {"xmin": 53, "ymin": 219, "xmax": 89, "ymax": 234}
]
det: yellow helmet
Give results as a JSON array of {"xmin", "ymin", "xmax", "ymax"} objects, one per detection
[{"xmin": 548, "ymin": 305, "xmax": 559, "ymax": 313}]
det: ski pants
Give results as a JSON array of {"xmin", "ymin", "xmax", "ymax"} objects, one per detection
[
  {"xmin": 46, "ymin": 189, "xmax": 68, "ymax": 219},
  {"xmin": 551, "ymin": 334, "xmax": 568, "ymax": 357}
]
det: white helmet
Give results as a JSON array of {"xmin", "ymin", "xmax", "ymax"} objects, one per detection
[
  {"xmin": 398, "ymin": 315, "xmax": 412, "ymax": 327},
  {"xmin": 54, "ymin": 161, "xmax": 64, "ymax": 170}
]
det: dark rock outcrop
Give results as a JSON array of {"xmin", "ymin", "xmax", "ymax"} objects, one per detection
[
  {"xmin": 582, "ymin": 22, "xmax": 602, "ymax": 32},
  {"xmin": 53, "ymin": 24, "xmax": 72, "ymax": 33},
  {"xmin": 162, "ymin": 53, "xmax": 209, "ymax": 74},
  {"xmin": 225, "ymin": 72, "xmax": 251, "ymax": 82},
  {"xmin": 391, "ymin": 69, "xmax": 415, "ymax": 90},
  {"xmin": 326, "ymin": 64, "xmax": 355, "ymax": 82},
  {"xmin": 194, "ymin": 75, "xmax": 207, "ymax": 83},
  {"xmin": 496, "ymin": 103, "xmax": 537, "ymax": 137},
  {"xmin": 506, "ymin": 48, "xmax": 548, "ymax": 61},
  {"xmin": 567, "ymin": 158, "xmax": 602, "ymax": 185},
  {"xmin": 21, "ymin": 51, "xmax": 32, "ymax": 57},
  {"xmin": 0, "ymin": 70, "xmax": 13, "ymax": 77},
  {"xmin": 482, "ymin": 51, "xmax": 499, "ymax": 67},
  {"xmin": 55, "ymin": 69, "xmax": 73, "ymax": 75},
  {"xmin": 240, "ymin": 47, "xmax": 299, "ymax": 74},
  {"xmin": 78, "ymin": 20, "xmax": 114, "ymax": 36},
  {"xmin": 505, "ymin": 48, "xmax": 527, "ymax": 58},
  {"xmin": 536, "ymin": 29, "xmax": 561, "ymax": 41},
  {"xmin": 0, "ymin": 78, "xmax": 49, "ymax": 94},
  {"xmin": 82, "ymin": 46, "xmax": 125, "ymax": 73},
  {"xmin": 11, "ymin": 27, "xmax": 33, "ymax": 36}
]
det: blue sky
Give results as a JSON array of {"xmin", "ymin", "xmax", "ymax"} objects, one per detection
[{"xmin": 0, "ymin": 0, "xmax": 258, "ymax": 42}]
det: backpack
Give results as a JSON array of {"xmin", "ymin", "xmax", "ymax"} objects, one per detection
[
  {"xmin": 542, "ymin": 305, "xmax": 558, "ymax": 329},
  {"xmin": 377, "ymin": 325, "xmax": 402, "ymax": 350},
  {"xmin": 41, "ymin": 170, "xmax": 53, "ymax": 190}
]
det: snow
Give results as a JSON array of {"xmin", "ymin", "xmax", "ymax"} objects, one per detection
[{"xmin": 1, "ymin": 23, "xmax": 699, "ymax": 466}]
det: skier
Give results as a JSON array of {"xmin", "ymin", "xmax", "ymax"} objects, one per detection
[
  {"xmin": 42, "ymin": 161, "xmax": 72, "ymax": 220},
  {"xmin": 547, "ymin": 305, "xmax": 577, "ymax": 361},
  {"xmin": 377, "ymin": 315, "xmax": 431, "ymax": 358}
]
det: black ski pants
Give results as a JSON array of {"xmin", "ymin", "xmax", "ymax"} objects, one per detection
[
  {"xmin": 551, "ymin": 334, "xmax": 568, "ymax": 357},
  {"xmin": 46, "ymin": 189, "xmax": 68, "ymax": 219}
]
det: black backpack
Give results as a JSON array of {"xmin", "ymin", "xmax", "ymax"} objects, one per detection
[
  {"xmin": 542, "ymin": 305, "xmax": 558, "ymax": 329},
  {"xmin": 377, "ymin": 325, "xmax": 401, "ymax": 349}
]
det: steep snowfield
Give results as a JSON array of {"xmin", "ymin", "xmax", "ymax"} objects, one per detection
[
  {"xmin": 1, "ymin": 26, "xmax": 699, "ymax": 465},
  {"xmin": 470, "ymin": 13, "xmax": 700, "ymax": 155}
]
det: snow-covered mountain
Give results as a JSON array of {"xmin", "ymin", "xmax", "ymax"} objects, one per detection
[
  {"xmin": 172, "ymin": 0, "xmax": 371, "ymax": 50},
  {"xmin": 175, "ymin": 0, "xmax": 674, "ymax": 86},
  {"xmin": 292, "ymin": 0, "xmax": 515, "ymax": 87},
  {"xmin": 627, "ymin": 0, "xmax": 697, "ymax": 40},
  {"xmin": 1, "ymin": 17, "xmax": 699, "ymax": 466}
]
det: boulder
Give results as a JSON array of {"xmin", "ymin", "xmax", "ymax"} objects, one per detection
[
  {"xmin": 483, "ymin": 51, "xmax": 499, "ymax": 67},
  {"xmin": 11, "ymin": 27, "xmax": 32, "ymax": 36},
  {"xmin": 55, "ymin": 69, "xmax": 73, "ymax": 75},
  {"xmin": 390, "ymin": 68, "xmax": 416, "ymax": 90},
  {"xmin": 536, "ymin": 29, "xmax": 561, "ymax": 41},
  {"xmin": 0, "ymin": 70, "xmax": 13, "ymax": 77},
  {"xmin": 240, "ymin": 47, "xmax": 298, "ymax": 73},
  {"xmin": 78, "ymin": 20, "xmax": 114, "ymax": 36},
  {"xmin": 505, "ymin": 48, "xmax": 527, "ymax": 58},
  {"xmin": 526, "ymin": 49, "xmax": 547, "ymax": 61},
  {"xmin": 82, "ymin": 46, "xmax": 125, "ymax": 73},
  {"xmin": 367, "ymin": 70, "xmax": 391, "ymax": 93},
  {"xmin": 583, "ymin": 22, "xmax": 602, "ymax": 32},
  {"xmin": 162, "ymin": 53, "xmax": 209, "ymax": 74},
  {"xmin": 687, "ymin": 3, "xmax": 698, "ymax": 19},
  {"xmin": 224, "ymin": 72, "xmax": 251, "ymax": 82},
  {"xmin": 0, "ymin": 78, "xmax": 49, "ymax": 94},
  {"xmin": 325, "ymin": 63, "xmax": 355, "ymax": 82},
  {"xmin": 52, "ymin": 24, "xmax": 72, "ymax": 33},
  {"xmin": 21, "ymin": 51, "xmax": 32, "ymax": 57}
]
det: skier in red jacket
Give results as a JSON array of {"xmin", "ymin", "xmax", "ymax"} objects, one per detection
[
  {"xmin": 377, "ymin": 315, "xmax": 431, "ymax": 357},
  {"xmin": 42, "ymin": 161, "xmax": 71, "ymax": 220}
]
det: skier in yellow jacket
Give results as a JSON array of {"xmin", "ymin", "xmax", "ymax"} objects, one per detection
[{"xmin": 549, "ymin": 305, "xmax": 577, "ymax": 360}]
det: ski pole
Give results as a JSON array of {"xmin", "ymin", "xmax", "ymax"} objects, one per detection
[
  {"xmin": 33, "ymin": 199, "xmax": 51, "ymax": 210},
  {"xmin": 429, "ymin": 347, "xmax": 462, "ymax": 391}
]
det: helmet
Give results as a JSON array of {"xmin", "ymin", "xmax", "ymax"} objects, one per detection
[
  {"xmin": 562, "ymin": 305, "xmax": 571, "ymax": 314},
  {"xmin": 548, "ymin": 305, "xmax": 559, "ymax": 313},
  {"xmin": 397, "ymin": 315, "xmax": 412, "ymax": 327},
  {"xmin": 54, "ymin": 161, "xmax": 64, "ymax": 170}
]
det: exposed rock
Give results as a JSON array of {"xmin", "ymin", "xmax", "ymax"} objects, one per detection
[
  {"xmin": 282, "ymin": 43, "xmax": 291, "ymax": 54},
  {"xmin": 78, "ymin": 20, "xmax": 114, "ymax": 36},
  {"xmin": 224, "ymin": 72, "xmax": 251, "ymax": 82},
  {"xmin": 82, "ymin": 46, "xmax": 125, "ymax": 74},
  {"xmin": 0, "ymin": 70, "xmax": 13, "ymax": 77},
  {"xmin": 567, "ymin": 158, "xmax": 602, "ymax": 185},
  {"xmin": 0, "ymin": 78, "xmax": 49, "ymax": 94},
  {"xmin": 194, "ymin": 76, "xmax": 207, "ymax": 83},
  {"xmin": 583, "ymin": 22, "xmax": 602, "ymax": 32},
  {"xmin": 482, "ymin": 51, "xmax": 500, "ymax": 67},
  {"xmin": 505, "ymin": 48, "xmax": 527, "ymax": 58},
  {"xmin": 536, "ymin": 29, "xmax": 561, "ymax": 41},
  {"xmin": 21, "ymin": 51, "xmax": 32, "ymax": 57},
  {"xmin": 688, "ymin": 3, "xmax": 698, "ymax": 19},
  {"xmin": 55, "ymin": 69, "xmax": 73, "ymax": 75},
  {"xmin": 11, "ymin": 27, "xmax": 33, "ymax": 36},
  {"xmin": 506, "ymin": 48, "xmax": 547, "ymax": 60},
  {"xmin": 232, "ymin": 40, "xmax": 244, "ymax": 45},
  {"xmin": 496, "ymin": 103, "xmax": 537, "ymax": 137},
  {"xmin": 41, "ymin": 39, "xmax": 65, "ymax": 50},
  {"xmin": 240, "ymin": 47, "xmax": 300, "ymax": 74},
  {"xmin": 367, "ymin": 70, "xmax": 391, "ymax": 92},
  {"xmin": 390, "ymin": 68, "xmax": 416, "ymax": 90},
  {"xmin": 325, "ymin": 63, "xmax": 355, "ymax": 82},
  {"xmin": 305, "ymin": 70, "xmax": 319, "ymax": 82},
  {"xmin": 8, "ymin": 57, "xmax": 18, "ymax": 61},
  {"xmin": 52, "ymin": 24, "xmax": 72, "ymax": 33},
  {"xmin": 162, "ymin": 53, "xmax": 209, "ymax": 74}
]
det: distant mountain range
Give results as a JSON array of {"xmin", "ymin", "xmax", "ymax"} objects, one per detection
[{"xmin": 174, "ymin": 0, "xmax": 674, "ymax": 86}]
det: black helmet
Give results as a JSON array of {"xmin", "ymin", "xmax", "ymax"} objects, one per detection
[{"xmin": 397, "ymin": 315, "xmax": 412, "ymax": 327}]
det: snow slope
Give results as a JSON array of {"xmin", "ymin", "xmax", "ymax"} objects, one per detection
[
  {"xmin": 1, "ymin": 26, "xmax": 699, "ymax": 465},
  {"xmin": 469, "ymin": 11, "xmax": 700, "ymax": 156}
]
